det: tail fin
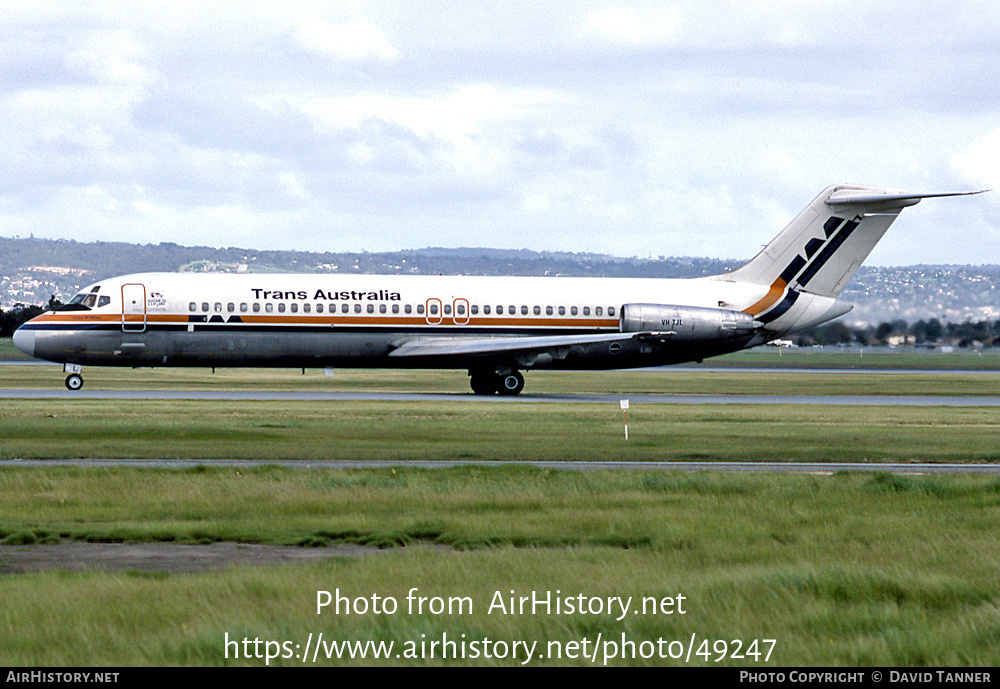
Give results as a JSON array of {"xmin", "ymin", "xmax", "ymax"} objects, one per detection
[{"xmin": 720, "ymin": 185, "xmax": 984, "ymax": 314}]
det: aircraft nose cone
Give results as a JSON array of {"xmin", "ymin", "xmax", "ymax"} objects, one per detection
[{"xmin": 12, "ymin": 326, "xmax": 35, "ymax": 358}]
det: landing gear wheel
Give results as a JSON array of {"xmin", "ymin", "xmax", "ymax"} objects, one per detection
[
  {"xmin": 470, "ymin": 372, "xmax": 498, "ymax": 395},
  {"xmin": 65, "ymin": 374, "xmax": 84, "ymax": 391},
  {"xmin": 497, "ymin": 371, "xmax": 524, "ymax": 396}
]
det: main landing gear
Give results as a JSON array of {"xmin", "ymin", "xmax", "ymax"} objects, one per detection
[{"xmin": 469, "ymin": 368, "xmax": 525, "ymax": 396}]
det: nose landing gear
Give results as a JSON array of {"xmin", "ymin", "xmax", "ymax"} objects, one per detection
[{"xmin": 63, "ymin": 364, "xmax": 84, "ymax": 391}]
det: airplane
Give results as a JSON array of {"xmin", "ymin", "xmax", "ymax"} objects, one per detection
[{"xmin": 12, "ymin": 184, "xmax": 984, "ymax": 394}]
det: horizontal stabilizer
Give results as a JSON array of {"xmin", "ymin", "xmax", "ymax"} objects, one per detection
[{"xmin": 826, "ymin": 189, "xmax": 987, "ymax": 207}]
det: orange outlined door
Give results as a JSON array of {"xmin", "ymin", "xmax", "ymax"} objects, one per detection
[{"xmin": 121, "ymin": 283, "xmax": 147, "ymax": 332}]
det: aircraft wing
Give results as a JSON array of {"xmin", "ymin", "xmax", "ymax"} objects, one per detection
[{"xmin": 388, "ymin": 332, "xmax": 646, "ymax": 358}]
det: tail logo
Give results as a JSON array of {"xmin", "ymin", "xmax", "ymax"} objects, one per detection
[{"xmin": 744, "ymin": 215, "xmax": 859, "ymax": 323}]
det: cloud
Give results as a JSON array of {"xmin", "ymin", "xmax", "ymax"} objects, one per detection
[
  {"xmin": 295, "ymin": 18, "xmax": 399, "ymax": 63},
  {"xmin": 952, "ymin": 129, "xmax": 1000, "ymax": 192},
  {"xmin": 0, "ymin": 1, "xmax": 997, "ymax": 263},
  {"xmin": 581, "ymin": 6, "xmax": 680, "ymax": 46}
]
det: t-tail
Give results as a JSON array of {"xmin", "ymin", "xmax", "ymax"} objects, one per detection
[{"xmin": 715, "ymin": 184, "xmax": 986, "ymax": 336}]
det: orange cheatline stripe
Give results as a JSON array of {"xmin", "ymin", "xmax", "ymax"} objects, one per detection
[{"xmin": 743, "ymin": 278, "xmax": 786, "ymax": 316}]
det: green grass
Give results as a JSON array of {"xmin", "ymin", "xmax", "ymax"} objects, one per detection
[
  {"xmin": 1, "ymin": 399, "xmax": 998, "ymax": 463},
  {"xmin": 3, "ymin": 363, "xmax": 1000, "ymax": 396},
  {"xmin": 1, "ymin": 354, "xmax": 999, "ymax": 666},
  {"xmin": 0, "ymin": 338, "xmax": 31, "ymax": 360},
  {"xmin": 3, "ymin": 468, "xmax": 1000, "ymax": 665}
]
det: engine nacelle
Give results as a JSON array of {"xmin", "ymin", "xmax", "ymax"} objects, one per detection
[{"xmin": 619, "ymin": 303, "xmax": 759, "ymax": 341}]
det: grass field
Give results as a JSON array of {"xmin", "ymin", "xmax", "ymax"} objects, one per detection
[
  {"xmin": 1, "ymin": 399, "xmax": 999, "ymax": 463},
  {"xmin": 2, "ymin": 467, "xmax": 1000, "ymax": 665},
  {"xmin": 1, "ymin": 342, "xmax": 999, "ymax": 666},
  {"xmin": 3, "ymin": 362, "xmax": 1000, "ymax": 397}
]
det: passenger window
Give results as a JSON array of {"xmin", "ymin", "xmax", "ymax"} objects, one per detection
[
  {"xmin": 265, "ymin": 303, "xmax": 273, "ymax": 313},
  {"xmin": 533, "ymin": 306, "xmax": 541, "ymax": 315},
  {"xmin": 202, "ymin": 302, "xmax": 209, "ymax": 312},
  {"xmin": 430, "ymin": 304, "xmax": 439, "ymax": 315},
  {"xmin": 392, "ymin": 304, "xmax": 399, "ymax": 314},
  {"xmin": 608, "ymin": 306, "xmax": 616, "ymax": 317},
  {"xmin": 545, "ymin": 306, "xmax": 553, "ymax": 315},
  {"xmin": 405, "ymin": 304, "xmax": 412, "ymax": 314},
  {"xmin": 290, "ymin": 303, "xmax": 298, "ymax": 313},
  {"xmin": 583, "ymin": 307, "xmax": 590, "ymax": 316},
  {"xmin": 253, "ymin": 303, "xmax": 261, "ymax": 313},
  {"xmin": 278, "ymin": 303, "xmax": 286, "ymax": 313},
  {"xmin": 483, "ymin": 305, "xmax": 491, "ymax": 315},
  {"xmin": 227, "ymin": 303, "xmax": 235, "ymax": 312},
  {"xmin": 366, "ymin": 304, "xmax": 374, "ymax": 313},
  {"xmin": 595, "ymin": 307, "xmax": 603, "ymax": 316},
  {"xmin": 379, "ymin": 304, "xmax": 386, "ymax": 314},
  {"xmin": 189, "ymin": 302, "xmax": 197, "ymax": 312},
  {"xmin": 470, "ymin": 305, "xmax": 477, "ymax": 315},
  {"xmin": 240, "ymin": 303, "xmax": 248, "ymax": 312},
  {"xmin": 558, "ymin": 306, "xmax": 565, "ymax": 315},
  {"xmin": 354, "ymin": 304, "xmax": 361, "ymax": 313},
  {"xmin": 417, "ymin": 304, "xmax": 425, "ymax": 315},
  {"xmin": 520, "ymin": 306, "xmax": 528, "ymax": 315},
  {"xmin": 317, "ymin": 304, "xmax": 325, "ymax": 314},
  {"xmin": 214, "ymin": 303, "xmax": 222, "ymax": 312},
  {"xmin": 303, "ymin": 303, "xmax": 310, "ymax": 313},
  {"xmin": 571, "ymin": 306, "xmax": 578, "ymax": 316}
]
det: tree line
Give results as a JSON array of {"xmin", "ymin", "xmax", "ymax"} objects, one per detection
[
  {"xmin": 0, "ymin": 297, "xmax": 61, "ymax": 337},
  {"xmin": 798, "ymin": 318, "xmax": 1000, "ymax": 348}
]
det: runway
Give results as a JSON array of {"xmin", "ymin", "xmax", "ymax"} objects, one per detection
[
  {"xmin": 3, "ymin": 458, "xmax": 999, "ymax": 474},
  {"xmin": 1, "ymin": 388, "xmax": 999, "ymax": 405}
]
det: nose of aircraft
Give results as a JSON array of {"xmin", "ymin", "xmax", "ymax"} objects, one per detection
[{"xmin": 12, "ymin": 326, "xmax": 35, "ymax": 358}]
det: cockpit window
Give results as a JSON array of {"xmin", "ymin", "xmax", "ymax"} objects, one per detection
[{"xmin": 56, "ymin": 293, "xmax": 94, "ymax": 311}]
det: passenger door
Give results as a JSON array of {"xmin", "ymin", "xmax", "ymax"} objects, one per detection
[{"xmin": 121, "ymin": 283, "xmax": 147, "ymax": 332}]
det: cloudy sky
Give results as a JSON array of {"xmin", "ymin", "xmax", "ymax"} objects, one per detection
[{"xmin": 2, "ymin": 1, "xmax": 998, "ymax": 265}]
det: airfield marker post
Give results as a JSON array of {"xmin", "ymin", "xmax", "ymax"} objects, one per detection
[{"xmin": 620, "ymin": 399, "xmax": 629, "ymax": 441}]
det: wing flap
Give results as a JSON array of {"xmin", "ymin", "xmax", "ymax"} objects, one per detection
[{"xmin": 388, "ymin": 332, "xmax": 643, "ymax": 358}]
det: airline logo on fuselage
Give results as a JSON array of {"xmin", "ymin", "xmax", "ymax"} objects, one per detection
[{"xmin": 251, "ymin": 288, "xmax": 402, "ymax": 302}]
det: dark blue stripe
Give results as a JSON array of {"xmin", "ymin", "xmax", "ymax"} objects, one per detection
[
  {"xmin": 824, "ymin": 216, "xmax": 844, "ymax": 237},
  {"xmin": 804, "ymin": 238, "xmax": 824, "ymax": 258},
  {"xmin": 757, "ymin": 289, "xmax": 800, "ymax": 324},
  {"xmin": 779, "ymin": 255, "xmax": 807, "ymax": 285},
  {"xmin": 797, "ymin": 220, "xmax": 859, "ymax": 287}
]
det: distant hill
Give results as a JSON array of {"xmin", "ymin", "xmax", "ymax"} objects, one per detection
[{"xmin": 1, "ymin": 236, "xmax": 997, "ymax": 326}]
